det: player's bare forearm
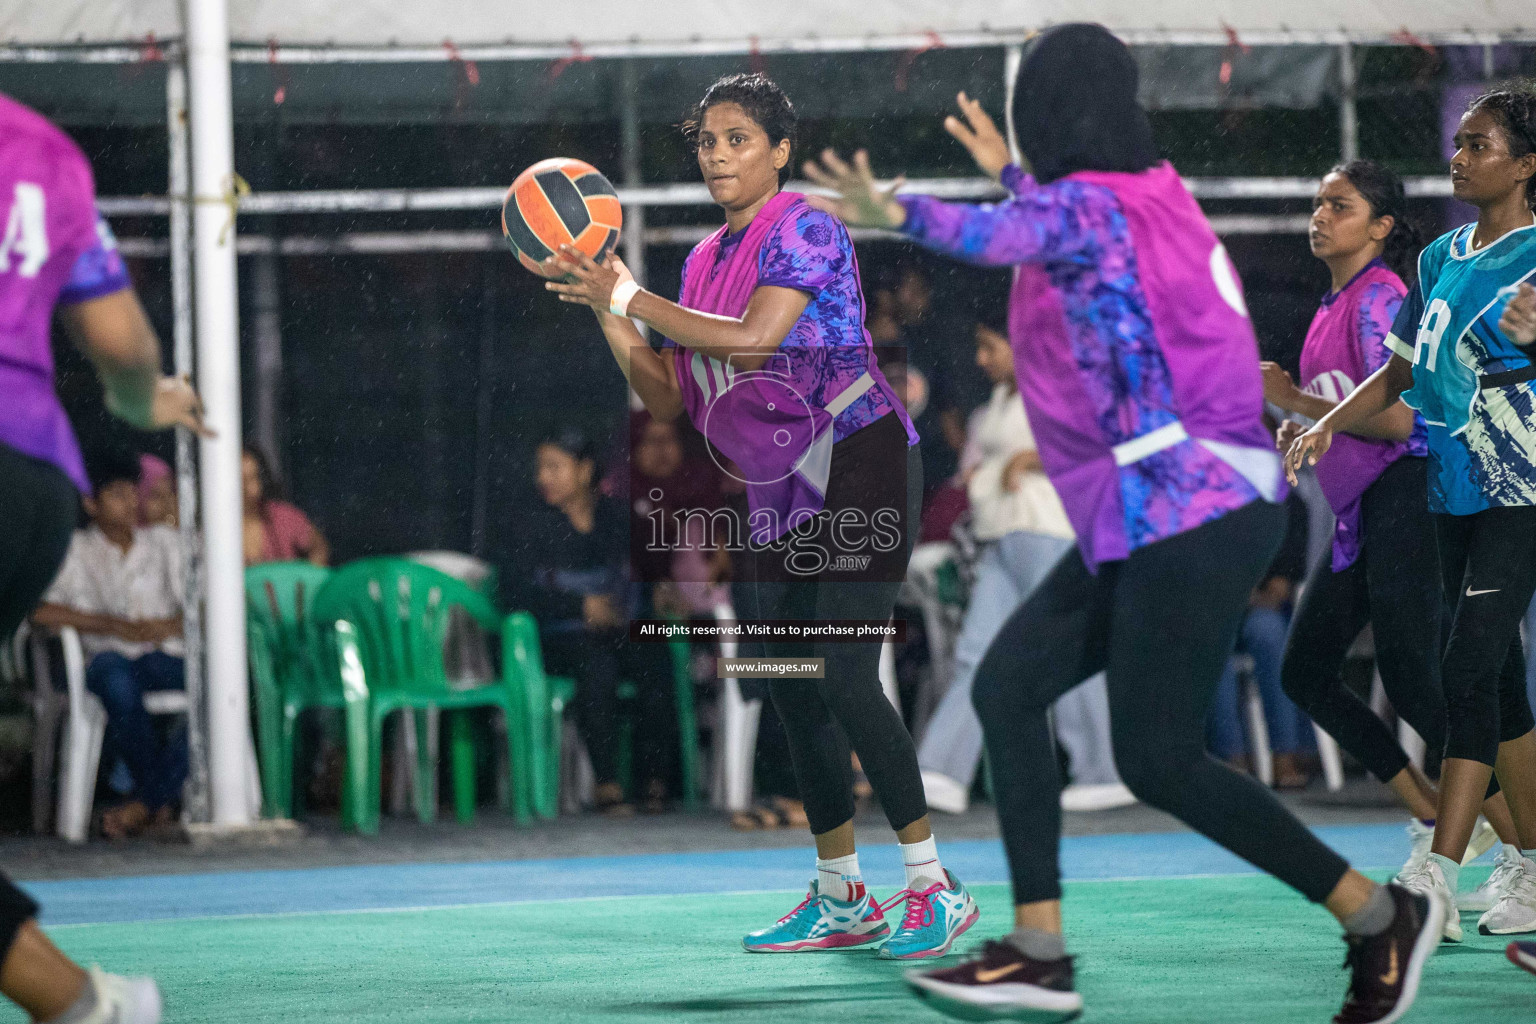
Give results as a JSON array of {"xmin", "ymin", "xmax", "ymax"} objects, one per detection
[
  {"xmin": 597, "ymin": 311, "xmax": 683, "ymax": 421},
  {"xmin": 1316, "ymin": 355, "xmax": 1414, "ymax": 438},
  {"xmin": 58, "ymin": 289, "xmax": 162, "ymax": 427},
  {"xmin": 627, "ymin": 285, "xmax": 810, "ymax": 372}
]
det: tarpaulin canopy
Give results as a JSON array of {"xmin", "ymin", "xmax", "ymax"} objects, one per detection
[{"xmin": 2, "ymin": 0, "xmax": 1532, "ymax": 51}]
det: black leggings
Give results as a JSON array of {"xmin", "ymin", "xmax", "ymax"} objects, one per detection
[
  {"xmin": 0, "ymin": 444, "xmax": 78, "ymax": 959},
  {"xmin": 1436, "ymin": 507, "xmax": 1536, "ymax": 766},
  {"xmin": 744, "ymin": 414, "xmax": 925, "ymax": 836},
  {"xmin": 973, "ymin": 499, "xmax": 1352, "ymax": 906},
  {"xmin": 543, "ymin": 621, "xmax": 677, "ymax": 792},
  {"xmin": 1283, "ymin": 457, "xmax": 1448, "ymax": 784}
]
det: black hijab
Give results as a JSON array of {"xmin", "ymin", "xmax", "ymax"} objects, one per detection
[{"xmin": 1011, "ymin": 23, "xmax": 1159, "ymax": 184}]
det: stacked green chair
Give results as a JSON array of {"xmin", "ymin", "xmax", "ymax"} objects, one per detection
[
  {"xmin": 244, "ymin": 562, "xmax": 369, "ymax": 826},
  {"xmin": 500, "ymin": 612, "xmax": 566, "ymax": 820},
  {"xmin": 309, "ymin": 558, "xmax": 532, "ymax": 834}
]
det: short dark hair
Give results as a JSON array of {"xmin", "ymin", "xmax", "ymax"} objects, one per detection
[
  {"xmin": 539, "ymin": 426, "xmax": 596, "ymax": 465},
  {"xmin": 1326, "ymin": 160, "xmax": 1424, "ymax": 283},
  {"xmin": 684, "ymin": 73, "xmax": 798, "ymax": 187},
  {"xmin": 85, "ymin": 447, "xmax": 141, "ymax": 494},
  {"xmin": 1467, "ymin": 84, "xmax": 1536, "ymax": 211}
]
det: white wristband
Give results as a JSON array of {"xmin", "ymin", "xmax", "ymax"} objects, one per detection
[{"xmin": 609, "ymin": 279, "xmax": 642, "ymax": 317}]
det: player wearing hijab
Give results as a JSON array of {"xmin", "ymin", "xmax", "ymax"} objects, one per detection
[{"xmin": 808, "ymin": 25, "xmax": 1443, "ymax": 1023}]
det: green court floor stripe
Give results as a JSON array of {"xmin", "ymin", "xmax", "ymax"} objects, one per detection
[{"xmin": 16, "ymin": 869, "xmax": 1530, "ymax": 1024}]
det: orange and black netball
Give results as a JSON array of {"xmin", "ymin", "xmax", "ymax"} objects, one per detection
[{"xmin": 501, "ymin": 157, "xmax": 623, "ymax": 278}]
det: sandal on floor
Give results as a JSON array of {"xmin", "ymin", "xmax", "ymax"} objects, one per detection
[
  {"xmin": 730, "ymin": 803, "xmax": 784, "ymax": 831},
  {"xmin": 101, "ymin": 800, "xmax": 151, "ymax": 840},
  {"xmin": 594, "ymin": 782, "xmax": 635, "ymax": 818},
  {"xmin": 767, "ymin": 796, "xmax": 808, "ymax": 829}
]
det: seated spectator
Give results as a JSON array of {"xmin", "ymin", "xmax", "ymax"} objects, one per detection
[
  {"xmin": 242, "ymin": 446, "xmax": 329, "ymax": 566},
  {"xmin": 626, "ymin": 411, "xmax": 729, "ymax": 614},
  {"xmin": 1206, "ymin": 492, "xmax": 1317, "ymax": 789},
  {"xmin": 137, "ymin": 454, "xmax": 177, "ymax": 527},
  {"xmin": 515, "ymin": 427, "xmax": 677, "ymax": 816},
  {"xmin": 918, "ymin": 322, "xmax": 1132, "ymax": 814},
  {"xmin": 32, "ymin": 450, "xmax": 186, "ymax": 839}
]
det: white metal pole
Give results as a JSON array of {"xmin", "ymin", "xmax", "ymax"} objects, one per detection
[
  {"xmin": 1338, "ymin": 43, "xmax": 1359, "ymax": 163},
  {"xmin": 1003, "ymin": 44, "xmax": 1024, "ymax": 168},
  {"xmin": 187, "ymin": 0, "xmax": 254, "ymax": 824},
  {"xmin": 166, "ymin": 54, "xmax": 211, "ymax": 824},
  {"xmin": 619, "ymin": 59, "xmax": 647, "ymax": 326}
]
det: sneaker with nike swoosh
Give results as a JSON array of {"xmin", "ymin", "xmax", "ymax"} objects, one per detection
[
  {"xmin": 905, "ymin": 939, "xmax": 1082, "ymax": 1021},
  {"xmin": 1335, "ymin": 884, "xmax": 1446, "ymax": 1024}
]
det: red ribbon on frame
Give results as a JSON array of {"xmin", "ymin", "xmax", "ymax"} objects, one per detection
[
  {"xmin": 120, "ymin": 32, "xmax": 164, "ymax": 82},
  {"xmin": 1390, "ymin": 29, "xmax": 1439, "ymax": 58},
  {"xmin": 267, "ymin": 38, "xmax": 291, "ymax": 105},
  {"xmin": 895, "ymin": 31, "xmax": 945, "ymax": 93},
  {"xmin": 1218, "ymin": 23, "xmax": 1251, "ymax": 88},
  {"xmin": 548, "ymin": 39, "xmax": 592, "ymax": 85},
  {"xmin": 444, "ymin": 39, "xmax": 482, "ymax": 112}
]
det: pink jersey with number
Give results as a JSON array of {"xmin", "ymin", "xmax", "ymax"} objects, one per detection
[{"xmin": 0, "ymin": 93, "xmax": 131, "ymax": 492}]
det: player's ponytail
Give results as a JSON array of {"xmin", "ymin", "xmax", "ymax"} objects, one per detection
[{"xmin": 1330, "ymin": 160, "xmax": 1423, "ymax": 285}]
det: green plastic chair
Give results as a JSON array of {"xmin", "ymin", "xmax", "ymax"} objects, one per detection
[
  {"xmin": 501, "ymin": 612, "xmax": 567, "ymax": 821},
  {"xmin": 244, "ymin": 562, "xmax": 369, "ymax": 826},
  {"xmin": 310, "ymin": 558, "xmax": 532, "ymax": 834}
]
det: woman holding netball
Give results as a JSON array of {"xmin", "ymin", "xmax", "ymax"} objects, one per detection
[
  {"xmin": 543, "ymin": 73, "xmax": 978, "ymax": 960},
  {"xmin": 1290, "ymin": 85, "xmax": 1536, "ymax": 942},
  {"xmin": 806, "ymin": 24, "xmax": 1442, "ymax": 1023}
]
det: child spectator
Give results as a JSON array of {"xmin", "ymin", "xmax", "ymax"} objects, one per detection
[{"xmin": 33, "ymin": 450, "xmax": 187, "ymax": 838}]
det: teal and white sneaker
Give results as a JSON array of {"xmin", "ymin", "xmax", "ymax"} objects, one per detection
[
  {"xmin": 876, "ymin": 869, "xmax": 979, "ymax": 960},
  {"xmin": 742, "ymin": 880, "xmax": 891, "ymax": 952}
]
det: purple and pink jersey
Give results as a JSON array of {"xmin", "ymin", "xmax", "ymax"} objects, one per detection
[
  {"xmin": 665, "ymin": 191, "xmax": 916, "ymax": 541},
  {"xmin": 898, "ymin": 162, "xmax": 1282, "ymax": 570},
  {"xmin": 0, "ymin": 93, "xmax": 132, "ymax": 493},
  {"xmin": 1296, "ymin": 259, "xmax": 1425, "ymax": 569}
]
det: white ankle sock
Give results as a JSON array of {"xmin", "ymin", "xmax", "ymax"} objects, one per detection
[
  {"xmin": 817, "ymin": 853, "xmax": 864, "ymax": 902},
  {"xmin": 1430, "ymin": 852, "xmax": 1460, "ymax": 894},
  {"xmin": 900, "ymin": 836, "xmax": 944, "ymax": 890}
]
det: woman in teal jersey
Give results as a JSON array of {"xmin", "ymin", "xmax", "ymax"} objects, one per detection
[{"xmin": 1290, "ymin": 86, "xmax": 1536, "ymax": 941}]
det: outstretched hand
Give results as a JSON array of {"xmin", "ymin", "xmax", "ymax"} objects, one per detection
[
  {"xmin": 149, "ymin": 374, "xmax": 214, "ymax": 437},
  {"xmin": 1501, "ymin": 282, "xmax": 1536, "ymax": 347},
  {"xmin": 944, "ymin": 91, "xmax": 1011, "ymax": 181},
  {"xmin": 544, "ymin": 247, "xmax": 625, "ymax": 311},
  {"xmin": 801, "ymin": 149, "xmax": 907, "ymax": 229}
]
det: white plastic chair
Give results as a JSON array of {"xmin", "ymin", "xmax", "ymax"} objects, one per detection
[
  {"xmin": 1234, "ymin": 653, "xmax": 1345, "ymax": 792},
  {"xmin": 49, "ymin": 627, "xmax": 189, "ymax": 842},
  {"xmin": 710, "ymin": 601, "xmax": 762, "ymax": 813}
]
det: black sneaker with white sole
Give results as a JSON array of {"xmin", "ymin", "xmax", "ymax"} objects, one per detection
[
  {"xmin": 905, "ymin": 939, "xmax": 1082, "ymax": 1022},
  {"xmin": 1334, "ymin": 884, "xmax": 1446, "ymax": 1024}
]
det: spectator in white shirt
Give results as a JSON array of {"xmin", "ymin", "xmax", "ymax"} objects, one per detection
[
  {"xmin": 918, "ymin": 323, "xmax": 1133, "ymax": 815},
  {"xmin": 33, "ymin": 450, "xmax": 185, "ymax": 839}
]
